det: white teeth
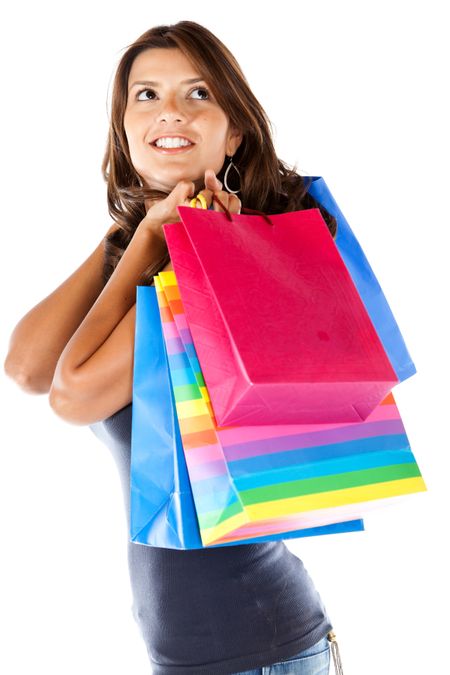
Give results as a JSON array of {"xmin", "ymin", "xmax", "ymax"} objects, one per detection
[{"xmin": 155, "ymin": 137, "xmax": 192, "ymax": 148}]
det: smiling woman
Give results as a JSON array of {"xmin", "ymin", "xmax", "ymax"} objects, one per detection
[
  {"xmin": 5, "ymin": 19, "xmax": 339, "ymax": 675},
  {"xmin": 123, "ymin": 48, "xmax": 242, "ymax": 195}
]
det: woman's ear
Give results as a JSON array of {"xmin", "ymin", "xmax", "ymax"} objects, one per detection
[{"xmin": 227, "ymin": 127, "xmax": 244, "ymax": 155}]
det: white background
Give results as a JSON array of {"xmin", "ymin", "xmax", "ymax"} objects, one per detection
[{"xmin": 1, "ymin": 1, "xmax": 449, "ymax": 673}]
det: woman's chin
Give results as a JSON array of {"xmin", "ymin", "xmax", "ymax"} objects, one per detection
[
  {"xmin": 144, "ymin": 175, "xmax": 200, "ymax": 193},
  {"xmin": 140, "ymin": 170, "xmax": 208, "ymax": 196}
]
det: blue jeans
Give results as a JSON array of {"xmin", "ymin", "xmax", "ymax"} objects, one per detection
[{"xmin": 232, "ymin": 635, "xmax": 330, "ymax": 674}]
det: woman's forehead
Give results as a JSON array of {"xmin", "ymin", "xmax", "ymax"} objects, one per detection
[{"xmin": 129, "ymin": 48, "xmax": 202, "ymax": 84}]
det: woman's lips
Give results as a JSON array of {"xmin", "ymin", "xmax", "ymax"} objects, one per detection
[{"xmin": 149, "ymin": 142, "xmax": 196, "ymax": 155}]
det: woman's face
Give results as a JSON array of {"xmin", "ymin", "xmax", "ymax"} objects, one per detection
[{"xmin": 124, "ymin": 47, "xmax": 243, "ymax": 195}]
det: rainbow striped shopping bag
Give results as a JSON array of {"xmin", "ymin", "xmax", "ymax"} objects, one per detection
[
  {"xmin": 155, "ymin": 271, "xmax": 427, "ymax": 548},
  {"xmin": 130, "ymin": 284, "xmax": 364, "ymax": 549}
]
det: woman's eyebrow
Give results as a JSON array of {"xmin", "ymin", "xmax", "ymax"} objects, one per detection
[{"xmin": 129, "ymin": 77, "xmax": 205, "ymax": 91}]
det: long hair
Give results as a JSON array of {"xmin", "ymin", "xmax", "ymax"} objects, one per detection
[{"xmin": 102, "ymin": 20, "xmax": 337, "ymax": 287}]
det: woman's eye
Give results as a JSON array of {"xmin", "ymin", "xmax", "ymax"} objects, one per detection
[
  {"xmin": 189, "ymin": 87, "xmax": 210, "ymax": 100},
  {"xmin": 136, "ymin": 86, "xmax": 210, "ymax": 101},
  {"xmin": 136, "ymin": 88, "xmax": 156, "ymax": 101}
]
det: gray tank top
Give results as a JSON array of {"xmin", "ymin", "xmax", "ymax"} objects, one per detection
[{"xmin": 90, "ymin": 402, "xmax": 333, "ymax": 674}]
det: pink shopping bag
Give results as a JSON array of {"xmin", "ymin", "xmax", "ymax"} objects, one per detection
[{"xmin": 163, "ymin": 204, "xmax": 398, "ymax": 426}]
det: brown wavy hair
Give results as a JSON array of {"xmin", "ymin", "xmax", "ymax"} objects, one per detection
[{"xmin": 101, "ymin": 20, "xmax": 337, "ymax": 287}]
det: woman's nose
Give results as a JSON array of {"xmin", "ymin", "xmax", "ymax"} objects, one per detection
[{"xmin": 156, "ymin": 96, "xmax": 186, "ymax": 123}]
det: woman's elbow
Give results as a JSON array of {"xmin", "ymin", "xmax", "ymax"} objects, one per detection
[
  {"xmin": 48, "ymin": 386, "xmax": 72, "ymax": 422},
  {"xmin": 48, "ymin": 385, "xmax": 90, "ymax": 426},
  {"xmin": 4, "ymin": 355, "xmax": 50, "ymax": 395},
  {"xmin": 48, "ymin": 395, "xmax": 88, "ymax": 426}
]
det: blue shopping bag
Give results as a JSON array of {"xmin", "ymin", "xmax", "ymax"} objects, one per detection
[
  {"xmin": 130, "ymin": 285, "xmax": 365, "ymax": 549},
  {"xmin": 306, "ymin": 176, "xmax": 416, "ymax": 382}
]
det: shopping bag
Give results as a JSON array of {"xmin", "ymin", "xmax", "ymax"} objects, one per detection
[
  {"xmin": 130, "ymin": 284, "xmax": 365, "ymax": 549},
  {"xmin": 162, "ymin": 176, "xmax": 415, "ymax": 426},
  {"xmin": 306, "ymin": 176, "xmax": 416, "ymax": 382},
  {"xmin": 130, "ymin": 285, "xmax": 201, "ymax": 549},
  {"xmin": 155, "ymin": 271, "xmax": 426, "ymax": 547}
]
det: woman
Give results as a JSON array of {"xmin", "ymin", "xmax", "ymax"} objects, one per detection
[{"xmin": 4, "ymin": 20, "xmax": 342, "ymax": 675}]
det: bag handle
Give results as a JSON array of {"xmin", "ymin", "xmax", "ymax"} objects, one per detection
[{"xmin": 211, "ymin": 193, "xmax": 274, "ymax": 226}]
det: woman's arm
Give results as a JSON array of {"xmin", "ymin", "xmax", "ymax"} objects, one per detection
[
  {"xmin": 3, "ymin": 223, "xmax": 120, "ymax": 394},
  {"xmin": 48, "ymin": 226, "xmax": 168, "ymax": 426},
  {"xmin": 48, "ymin": 174, "xmax": 231, "ymax": 426}
]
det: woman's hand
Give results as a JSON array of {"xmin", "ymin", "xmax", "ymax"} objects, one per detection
[
  {"xmin": 195, "ymin": 168, "xmax": 242, "ymax": 215},
  {"xmin": 139, "ymin": 168, "xmax": 242, "ymax": 242}
]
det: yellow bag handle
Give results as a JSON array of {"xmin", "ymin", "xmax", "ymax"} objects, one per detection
[{"xmin": 189, "ymin": 193, "xmax": 208, "ymax": 209}]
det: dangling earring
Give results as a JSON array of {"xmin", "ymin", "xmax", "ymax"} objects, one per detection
[{"xmin": 223, "ymin": 155, "xmax": 241, "ymax": 194}]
